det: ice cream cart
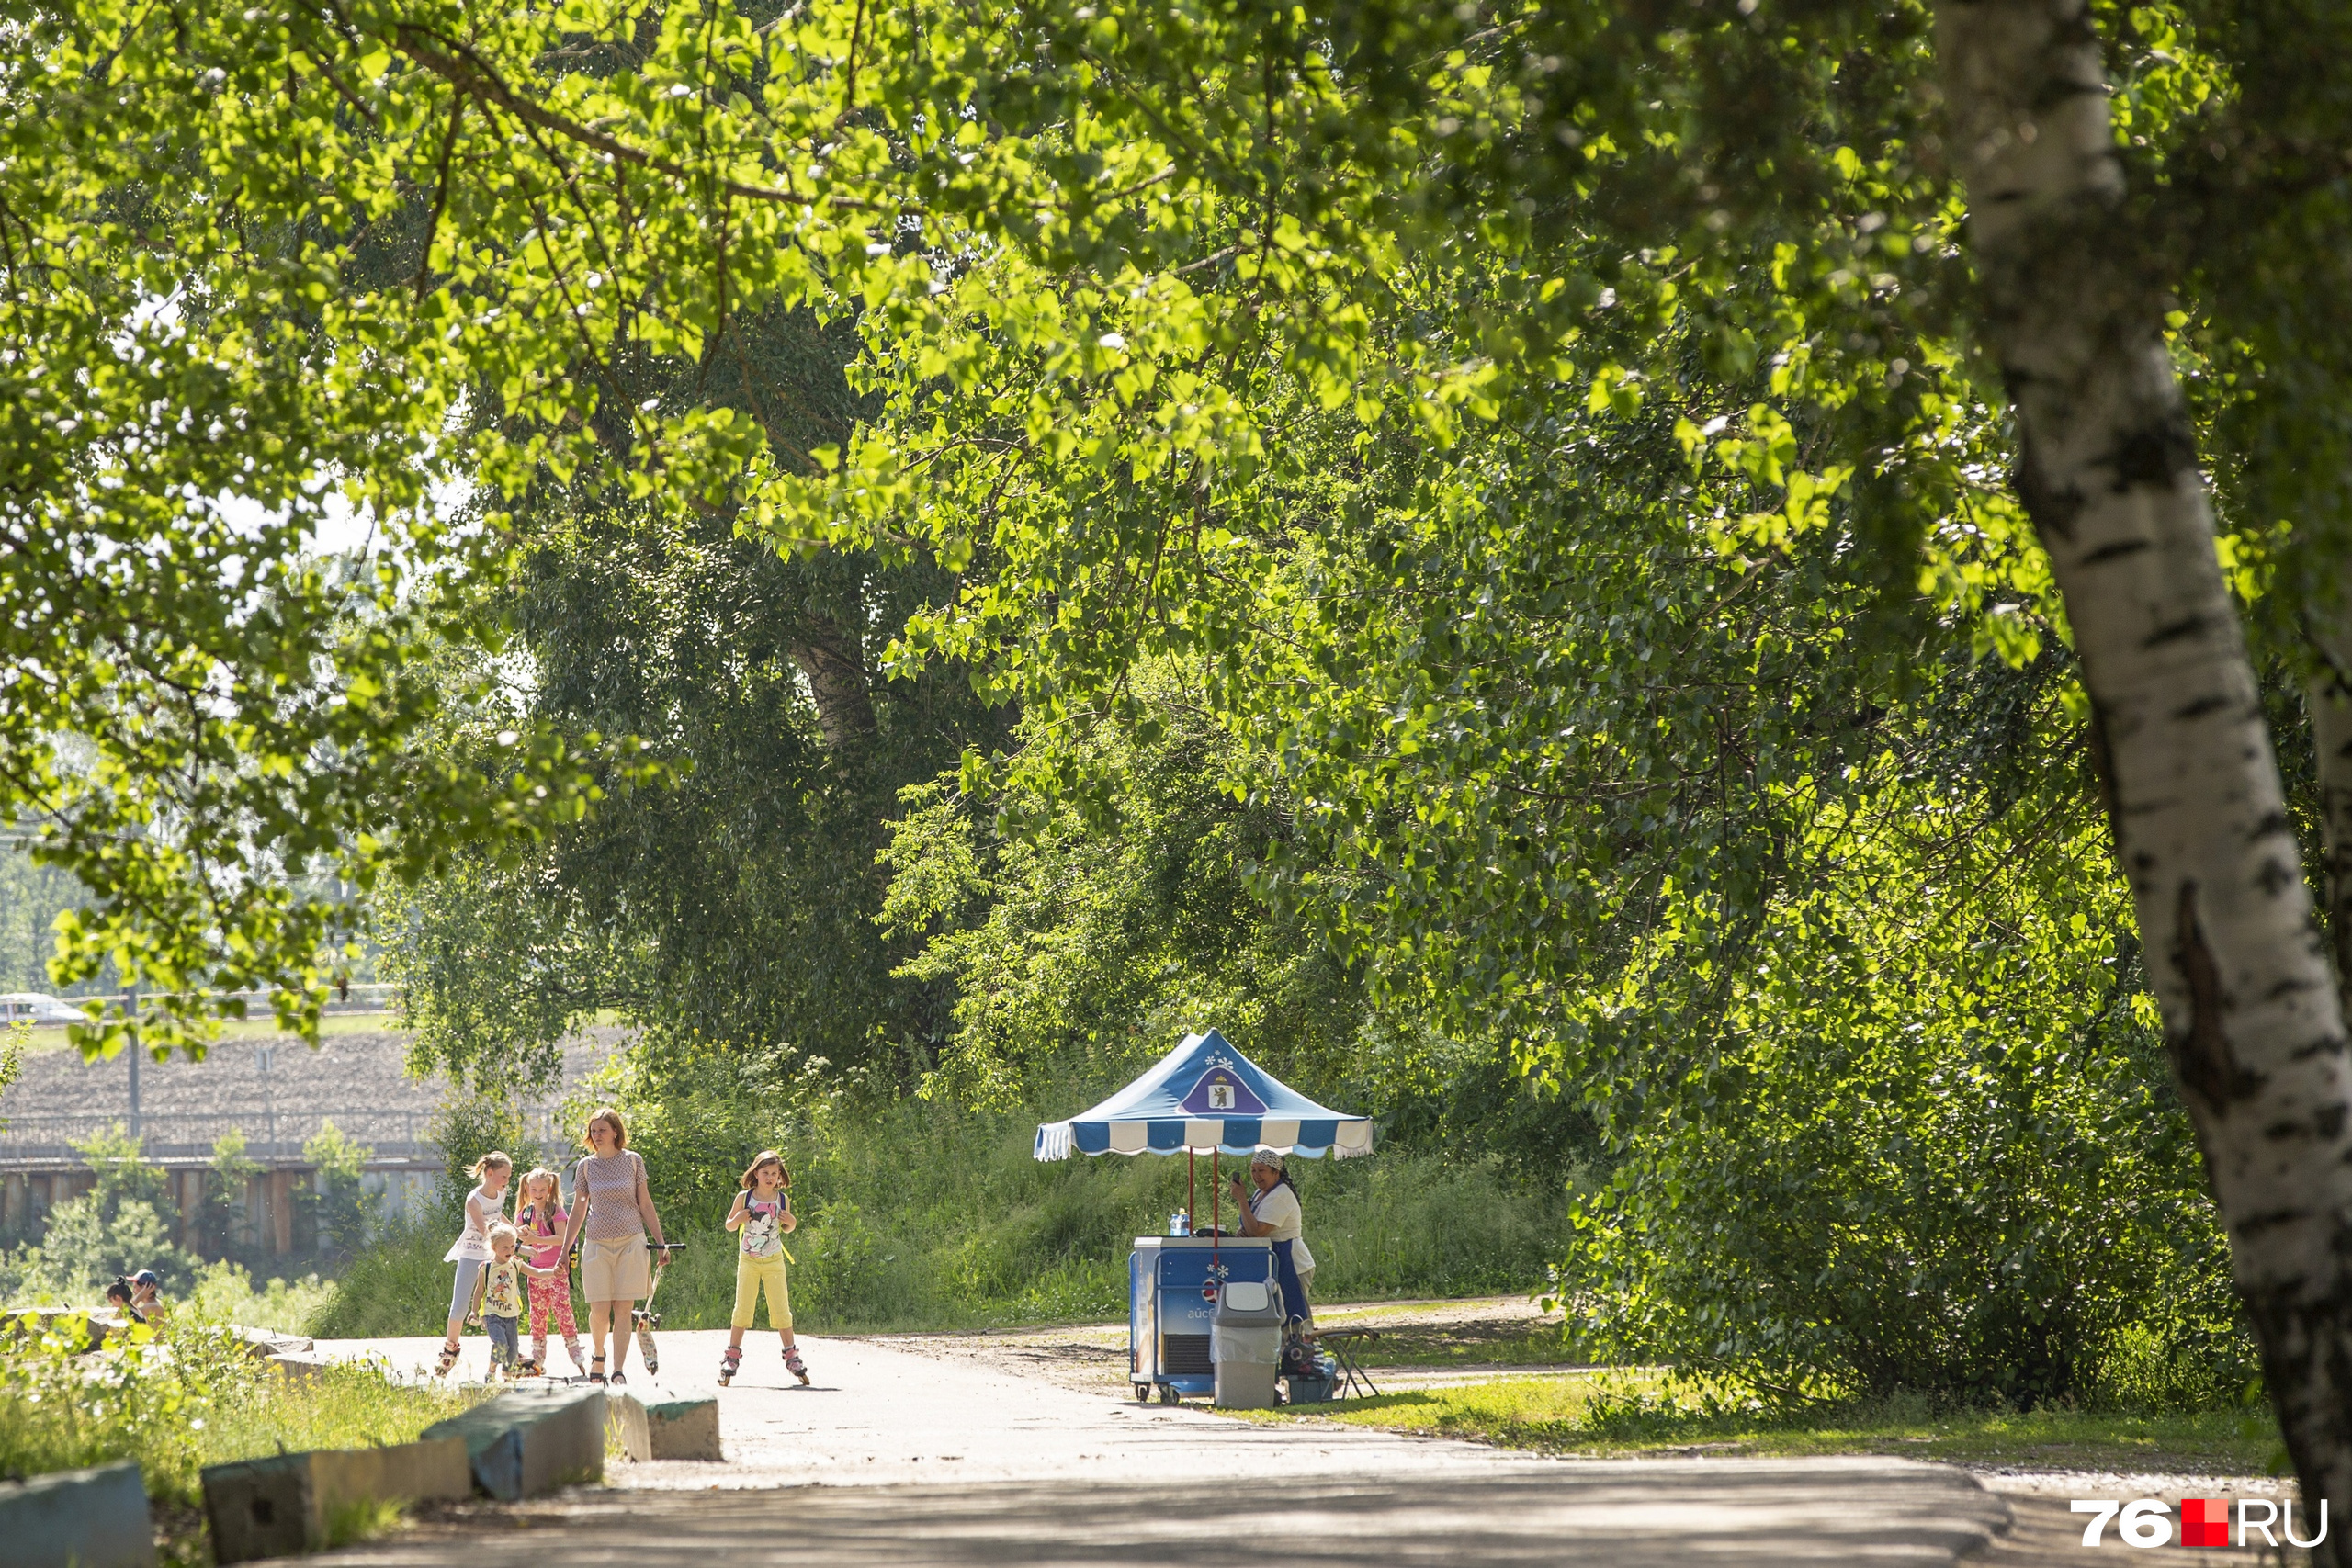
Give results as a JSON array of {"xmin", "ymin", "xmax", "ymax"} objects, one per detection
[
  {"xmin": 1035, "ymin": 1028, "xmax": 1374, "ymax": 1404},
  {"xmin": 1130, "ymin": 1235, "xmax": 1273, "ymax": 1402}
]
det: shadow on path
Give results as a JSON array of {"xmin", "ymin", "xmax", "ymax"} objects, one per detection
[{"xmin": 321, "ymin": 1461, "xmax": 2008, "ymax": 1567}]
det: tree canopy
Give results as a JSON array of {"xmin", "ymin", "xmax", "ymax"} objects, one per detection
[{"xmin": 13, "ymin": 0, "xmax": 2352, "ymax": 1521}]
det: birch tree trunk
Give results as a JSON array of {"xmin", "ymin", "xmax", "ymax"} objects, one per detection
[{"xmin": 1938, "ymin": 0, "xmax": 2352, "ymax": 1532}]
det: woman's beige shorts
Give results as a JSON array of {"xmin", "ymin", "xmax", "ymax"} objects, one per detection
[{"xmin": 581, "ymin": 1235, "xmax": 650, "ymax": 1301}]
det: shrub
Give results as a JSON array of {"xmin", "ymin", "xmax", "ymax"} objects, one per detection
[
  {"xmin": 1556, "ymin": 805, "xmax": 2254, "ymax": 1409},
  {"xmin": 186, "ymin": 1261, "xmax": 339, "ymax": 1334},
  {"xmin": 0, "ymin": 1308, "xmax": 487, "ymax": 1503},
  {"xmin": 302, "ymin": 1120, "xmax": 379, "ymax": 1260}
]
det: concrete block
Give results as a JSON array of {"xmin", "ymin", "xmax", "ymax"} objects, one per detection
[
  {"xmin": 607, "ymin": 1387, "xmax": 722, "ymax": 1462},
  {"xmin": 0, "ymin": 1459, "xmax": 156, "ymax": 1568},
  {"xmin": 232, "ymin": 1325, "xmax": 313, "ymax": 1359},
  {"xmin": 266, "ymin": 1350, "xmax": 333, "ymax": 1382},
  {"xmin": 642, "ymin": 1388, "xmax": 722, "ymax": 1461},
  {"xmin": 202, "ymin": 1437, "xmax": 471, "ymax": 1563},
  {"xmin": 606, "ymin": 1390, "xmax": 650, "ymax": 1461},
  {"xmin": 423, "ymin": 1383, "xmax": 605, "ymax": 1501}
]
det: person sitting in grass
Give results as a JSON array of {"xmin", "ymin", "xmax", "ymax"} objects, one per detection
[
  {"xmin": 719, "ymin": 1149, "xmax": 805, "ymax": 1386},
  {"xmin": 129, "ymin": 1269, "xmax": 166, "ymax": 1324},
  {"xmin": 469, "ymin": 1221, "xmax": 560, "ymax": 1380}
]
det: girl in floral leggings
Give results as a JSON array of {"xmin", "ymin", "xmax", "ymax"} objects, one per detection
[{"xmin": 514, "ymin": 1168, "xmax": 585, "ymax": 1376}]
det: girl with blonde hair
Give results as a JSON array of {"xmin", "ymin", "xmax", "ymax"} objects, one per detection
[
  {"xmin": 435, "ymin": 1150, "xmax": 512, "ymax": 1378},
  {"xmin": 514, "ymin": 1167, "xmax": 584, "ymax": 1375}
]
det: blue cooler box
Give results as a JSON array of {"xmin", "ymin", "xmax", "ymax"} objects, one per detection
[{"xmin": 1129, "ymin": 1236, "xmax": 1273, "ymax": 1402}]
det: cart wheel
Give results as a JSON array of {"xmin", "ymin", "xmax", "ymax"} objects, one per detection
[
  {"xmin": 1159, "ymin": 1385, "xmax": 1179, "ymax": 1405},
  {"xmin": 1134, "ymin": 1383, "xmax": 1151, "ymax": 1404}
]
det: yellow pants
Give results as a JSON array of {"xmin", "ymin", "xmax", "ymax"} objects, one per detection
[{"xmin": 731, "ymin": 1250, "xmax": 792, "ymax": 1331}]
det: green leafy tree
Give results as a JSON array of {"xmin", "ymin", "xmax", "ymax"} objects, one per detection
[
  {"xmin": 198, "ymin": 1132, "xmax": 265, "ymax": 1269},
  {"xmin": 17, "ymin": 0, "xmax": 2352, "ymax": 1512},
  {"xmin": 300, "ymin": 1121, "xmax": 379, "ymax": 1261}
]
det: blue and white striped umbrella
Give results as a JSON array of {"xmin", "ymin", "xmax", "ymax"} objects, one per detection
[{"xmin": 1035, "ymin": 1029, "xmax": 1375, "ymax": 1161}]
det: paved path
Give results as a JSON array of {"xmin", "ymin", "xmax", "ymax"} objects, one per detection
[{"xmin": 314, "ymin": 1330, "xmax": 2014, "ymax": 1564}]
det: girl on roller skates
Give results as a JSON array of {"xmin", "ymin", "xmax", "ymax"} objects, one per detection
[
  {"xmin": 514, "ymin": 1167, "xmax": 585, "ymax": 1376},
  {"xmin": 719, "ymin": 1150, "xmax": 805, "ymax": 1386},
  {"xmin": 435, "ymin": 1151, "xmax": 512, "ymax": 1378}
]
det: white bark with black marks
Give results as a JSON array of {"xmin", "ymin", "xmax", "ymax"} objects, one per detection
[
  {"xmin": 791, "ymin": 612, "xmax": 876, "ymax": 753},
  {"xmin": 1938, "ymin": 0, "xmax": 2352, "ymax": 1532}
]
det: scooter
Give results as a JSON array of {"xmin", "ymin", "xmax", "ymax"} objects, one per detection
[{"xmin": 633, "ymin": 1242, "xmax": 683, "ymax": 1375}]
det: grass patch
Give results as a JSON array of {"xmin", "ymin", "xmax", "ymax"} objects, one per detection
[
  {"xmin": 0, "ymin": 1307, "xmax": 490, "ymax": 1557},
  {"xmin": 309, "ymin": 1217, "xmax": 476, "ymax": 1337},
  {"xmin": 1261, "ymin": 1371, "xmax": 2284, "ymax": 1473},
  {"xmin": 1326, "ymin": 1317, "xmax": 1586, "ymax": 1370},
  {"xmin": 324, "ymin": 1495, "xmax": 413, "ymax": 1550}
]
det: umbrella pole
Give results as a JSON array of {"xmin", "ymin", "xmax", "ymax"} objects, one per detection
[
  {"xmin": 1211, "ymin": 1150, "xmax": 1220, "ymax": 1272},
  {"xmin": 1188, "ymin": 1149, "xmax": 1195, "ymax": 1235}
]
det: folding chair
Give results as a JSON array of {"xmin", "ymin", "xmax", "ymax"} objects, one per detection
[{"xmin": 1316, "ymin": 1326, "xmax": 1382, "ymax": 1399}]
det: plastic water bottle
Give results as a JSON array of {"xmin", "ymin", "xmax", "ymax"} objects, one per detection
[{"xmin": 1170, "ymin": 1210, "xmax": 1191, "ymax": 1236}]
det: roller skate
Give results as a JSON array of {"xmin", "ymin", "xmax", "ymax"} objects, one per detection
[
  {"xmin": 719, "ymin": 1345, "xmax": 742, "ymax": 1386},
  {"xmin": 784, "ymin": 1344, "xmax": 809, "ymax": 1385}
]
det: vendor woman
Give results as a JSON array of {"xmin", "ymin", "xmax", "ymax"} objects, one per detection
[{"xmin": 1228, "ymin": 1145, "xmax": 1315, "ymax": 1325}]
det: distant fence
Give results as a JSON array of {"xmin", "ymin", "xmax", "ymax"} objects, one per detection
[{"xmin": 0, "ymin": 1104, "xmax": 570, "ymax": 1168}]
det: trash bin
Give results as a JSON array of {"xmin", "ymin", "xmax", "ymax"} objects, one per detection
[{"xmin": 1211, "ymin": 1279, "xmax": 1283, "ymax": 1409}]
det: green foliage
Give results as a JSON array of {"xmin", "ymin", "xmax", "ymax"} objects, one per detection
[
  {"xmin": 1265, "ymin": 1371, "xmax": 2282, "ymax": 1472},
  {"xmin": 0, "ymin": 1314, "xmax": 212, "ymax": 1495},
  {"xmin": 198, "ymin": 1131, "xmax": 265, "ymax": 1267},
  {"xmin": 184, "ymin": 1262, "xmax": 338, "ymax": 1336},
  {"xmin": 15, "ymin": 0, "xmax": 2338, "ymax": 1427},
  {"xmin": 1559, "ymin": 782, "xmax": 2255, "ymax": 1405},
  {"xmin": 426, "ymin": 1096, "xmax": 543, "ymax": 1224},
  {"xmin": 0, "ymin": 846, "xmax": 91, "ymax": 996},
  {"xmin": 302, "ymin": 1121, "xmax": 380, "ymax": 1261},
  {"xmin": 307, "ymin": 1216, "xmax": 472, "ymax": 1339},
  {"xmin": 878, "ymin": 689, "xmax": 1370, "ymax": 1109},
  {"xmin": 0, "ymin": 1309, "xmax": 485, "ymax": 1503},
  {"xmin": 380, "ymin": 475, "xmax": 1001, "ymax": 1091},
  {"xmin": 0, "ymin": 1021, "xmax": 23, "ymax": 1114}
]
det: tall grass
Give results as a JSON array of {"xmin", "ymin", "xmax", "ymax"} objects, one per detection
[
  {"xmin": 0, "ymin": 1310, "xmax": 486, "ymax": 1502},
  {"xmin": 311, "ymin": 1100, "xmax": 1571, "ymax": 1337}
]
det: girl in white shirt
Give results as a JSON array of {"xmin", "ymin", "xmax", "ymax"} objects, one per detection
[{"xmin": 436, "ymin": 1151, "xmax": 512, "ymax": 1377}]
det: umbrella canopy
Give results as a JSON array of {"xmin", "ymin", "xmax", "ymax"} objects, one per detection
[{"xmin": 1035, "ymin": 1029, "xmax": 1374, "ymax": 1160}]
